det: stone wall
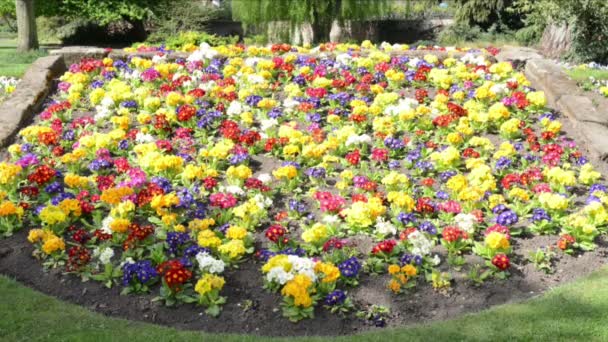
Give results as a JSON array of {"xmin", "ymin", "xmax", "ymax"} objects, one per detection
[{"xmin": 0, "ymin": 55, "xmax": 66, "ymax": 147}]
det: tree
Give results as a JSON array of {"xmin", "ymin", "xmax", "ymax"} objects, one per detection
[
  {"xmin": 15, "ymin": 0, "xmax": 37, "ymax": 52},
  {"xmin": 231, "ymin": 0, "xmax": 391, "ymax": 43}
]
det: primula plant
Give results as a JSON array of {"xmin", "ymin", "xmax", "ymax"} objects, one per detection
[{"xmin": 1, "ymin": 40, "xmax": 607, "ymax": 324}]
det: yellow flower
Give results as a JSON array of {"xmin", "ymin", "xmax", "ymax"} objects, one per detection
[
  {"xmin": 42, "ymin": 234, "xmax": 65, "ymax": 255},
  {"xmin": 189, "ymin": 218, "xmax": 215, "ymax": 231},
  {"xmin": 226, "ymin": 165, "xmax": 252, "ymax": 180},
  {"xmin": 0, "ymin": 201, "xmax": 23, "ymax": 217},
  {"xmin": 314, "ymin": 262, "xmax": 340, "ymax": 283},
  {"xmin": 281, "ymin": 274, "xmax": 313, "ymax": 308},
  {"xmin": 526, "ymin": 91, "xmax": 547, "ymax": 107},
  {"xmin": 195, "ymin": 274, "xmax": 225, "ymax": 295},
  {"xmin": 39, "ymin": 205, "xmax": 67, "ymax": 225},
  {"xmin": 388, "ymin": 264, "xmax": 401, "ymax": 275},
  {"xmin": 27, "ymin": 229, "xmax": 46, "ymax": 243},
  {"xmin": 301, "ymin": 223, "xmax": 329, "ymax": 243},
  {"xmin": 226, "ymin": 226, "xmax": 248, "ymax": 240},
  {"xmin": 0, "ymin": 162, "xmax": 21, "ymax": 185},
  {"xmin": 402, "ymin": 264, "xmax": 417, "ymax": 277},
  {"xmin": 218, "ymin": 239, "xmax": 246, "ymax": 259},
  {"xmin": 198, "ymin": 230, "xmax": 222, "ymax": 248},
  {"xmin": 485, "ymin": 232, "xmax": 510, "ymax": 250},
  {"xmin": 273, "ymin": 165, "xmax": 298, "ymax": 180},
  {"xmin": 110, "ymin": 218, "xmax": 130, "ymax": 233},
  {"xmin": 100, "ymin": 187, "xmax": 134, "ymax": 205}
]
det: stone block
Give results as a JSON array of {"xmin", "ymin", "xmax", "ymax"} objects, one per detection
[{"xmin": 557, "ymin": 95, "xmax": 606, "ymax": 124}]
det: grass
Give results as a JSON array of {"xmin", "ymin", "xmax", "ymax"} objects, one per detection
[
  {"xmin": 565, "ymin": 68, "xmax": 608, "ymax": 82},
  {"xmin": 0, "ymin": 266, "xmax": 607, "ymax": 342},
  {"xmin": 0, "ymin": 39, "xmax": 48, "ymax": 78}
]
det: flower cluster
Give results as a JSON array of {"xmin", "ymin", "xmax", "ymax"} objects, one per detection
[{"xmin": 1, "ymin": 40, "xmax": 605, "ymax": 323}]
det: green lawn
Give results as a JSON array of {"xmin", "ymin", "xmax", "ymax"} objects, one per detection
[
  {"xmin": 565, "ymin": 68, "xmax": 608, "ymax": 82},
  {"xmin": 0, "ymin": 266, "xmax": 607, "ymax": 342},
  {"xmin": 0, "ymin": 39, "xmax": 48, "ymax": 78}
]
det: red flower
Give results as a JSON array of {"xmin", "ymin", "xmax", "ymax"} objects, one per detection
[
  {"xmin": 442, "ymin": 226, "xmax": 468, "ymax": 243},
  {"xmin": 265, "ymin": 224, "xmax": 287, "ymax": 243},
  {"xmin": 345, "ymin": 149, "xmax": 361, "ymax": 166},
  {"xmin": 492, "ymin": 253, "xmax": 510, "ymax": 270},
  {"xmin": 557, "ymin": 234, "xmax": 576, "ymax": 250},
  {"xmin": 371, "ymin": 239, "xmax": 397, "ymax": 254},
  {"xmin": 399, "ymin": 227, "xmax": 417, "ymax": 241},
  {"xmin": 415, "ymin": 197, "xmax": 435, "ymax": 214},
  {"xmin": 28, "ymin": 165, "xmax": 56, "ymax": 185},
  {"xmin": 177, "ymin": 104, "xmax": 196, "ymax": 122},
  {"xmin": 157, "ymin": 260, "xmax": 192, "ymax": 291}
]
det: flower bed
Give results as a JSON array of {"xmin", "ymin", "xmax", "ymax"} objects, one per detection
[
  {"xmin": 0, "ymin": 41, "xmax": 606, "ymax": 327},
  {"xmin": 0, "ymin": 76, "xmax": 18, "ymax": 104}
]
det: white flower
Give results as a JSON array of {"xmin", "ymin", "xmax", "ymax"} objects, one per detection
[
  {"xmin": 101, "ymin": 216, "xmax": 114, "ymax": 235},
  {"xmin": 266, "ymin": 266, "xmax": 294, "ymax": 284},
  {"xmin": 135, "ymin": 132, "xmax": 155, "ymax": 144},
  {"xmin": 260, "ymin": 118, "xmax": 278, "ymax": 131},
  {"xmin": 431, "ymin": 254, "xmax": 441, "ymax": 266},
  {"xmin": 196, "ymin": 252, "xmax": 225, "ymax": 274},
  {"xmin": 245, "ymin": 57, "xmax": 260, "ymax": 67},
  {"xmin": 227, "ymin": 100, "xmax": 244, "ymax": 116},
  {"xmin": 257, "ymin": 173, "xmax": 272, "ymax": 183},
  {"xmin": 187, "ymin": 42, "xmax": 218, "ymax": 62},
  {"xmin": 322, "ymin": 215, "xmax": 340, "ymax": 224},
  {"xmin": 223, "ymin": 185, "xmax": 245, "ymax": 196},
  {"xmin": 454, "ymin": 213, "xmax": 477, "ymax": 234},
  {"xmin": 490, "ymin": 83, "xmax": 507, "ymax": 95},
  {"xmin": 283, "ymin": 98, "xmax": 300, "ymax": 109},
  {"xmin": 288, "ymin": 255, "xmax": 317, "ymax": 281},
  {"xmin": 253, "ymin": 193, "xmax": 273, "ymax": 208},
  {"xmin": 247, "ymin": 74, "xmax": 265, "ymax": 84},
  {"xmin": 408, "ymin": 57, "xmax": 421, "ymax": 68},
  {"xmin": 408, "ymin": 231, "xmax": 434, "ymax": 256},
  {"xmin": 375, "ymin": 217, "xmax": 396, "ymax": 236},
  {"xmin": 101, "ymin": 96, "xmax": 115, "ymax": 108},
  {"xmin": 152, "ymin": 54, "xmax": 166, "ymax": 64},
  {"xmin": 99, "ymin": 247, "xmax": 114, "ymax": 265},
  {"xmin": 336, "ymin": 53, "xmax": 352, "ymax": 65},
  {"xmin": 345, "ymin": 134, "xmax": 372, "ymax": 146}
]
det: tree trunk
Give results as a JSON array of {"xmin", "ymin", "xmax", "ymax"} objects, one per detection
[{"xmin": 15, "ymin": 0, "xmax": 38, "ymax": 52}]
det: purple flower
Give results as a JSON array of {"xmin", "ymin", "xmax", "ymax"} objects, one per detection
[
  {"xmin": 419, "ymin": 221, "xmax": 437, "ymax": 235},
  {"xmin": 122, "ymin": 260, "xmax": 158, "ymax": 286},
  {"xmin": 166, "ymin": 232, "xmax": 191, "ymax": 255},
  {"xmin": 400, "ymin": 253, "xmax": 422, "ymax": 266},
  {"xmin": 531, "ymin": 208, "xmax": 551, "ymax": 222},
  {"xmin": 496, "ymin": 210, "xmax": 518, "ymax": 226},
  {"xmin": 324, "ymin": 290, "xmax": 347, "ymax": 306},
  {"xmin": 338, "ymin": 257, "xmax": 362, "ymax": 278}
]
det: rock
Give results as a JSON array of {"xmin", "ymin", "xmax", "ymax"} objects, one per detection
[
  {"xmin": 50, "ymin": 46, "xmax": 108, "ymax": 66},
  {"xmin": 578, "ymin": 122, "xmax": 608, "ymax": 162},
  {"xmin": 557, "ymin": 95, "xmax": 606, "ymax": 125},
  {"xmin": 495, "ymin": 46, "xmax": 543, "ymax": 69}
]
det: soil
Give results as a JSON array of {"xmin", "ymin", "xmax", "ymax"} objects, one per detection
[{"xmin": 1, "ymin": 227, "xmax": 606, "ymax": 337}]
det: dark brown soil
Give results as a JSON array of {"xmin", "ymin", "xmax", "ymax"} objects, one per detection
[{"xmin": 1, "ymin": 226, "xmax": 606, "ymax": 337}]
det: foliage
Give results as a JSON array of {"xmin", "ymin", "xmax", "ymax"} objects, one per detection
[
  {"xmin": 454, "ymin": 0, "xmax": 522, "ymax": 31},
  {"xmin": 146, "ymin": 0, "xmax": 222, "ymax": 40},
  {"xmin": 35, "ymin": 0, "xmax": 168, "ymax": 25},
  {"xmin": 232, "ymin": 0, "xmax": 391, "ymax": 42},
  {"xmin": 145, "ymin": 31, "xmax": 238, "ymax": 50},
  {"xmin": 511, "ymin": 0, "xmax": 608, "ymax": 63}
]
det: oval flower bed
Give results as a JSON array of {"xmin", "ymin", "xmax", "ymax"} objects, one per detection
[{"xmin": 0, "ymin": 41, "xmax": 606, "ymax": 326}]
